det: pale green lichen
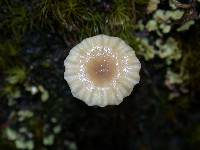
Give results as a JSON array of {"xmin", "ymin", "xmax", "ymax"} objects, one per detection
[
  {"xmin": 153, "ymin": 9, "xmax": 184, "ymax": 23},
  {"xmin": 147, "ymin": 0, "xmax": 160, "ymax": 13},
  {"xmin": 38, "ymin": 85, "xmax": 49, "ymax": 102},
  {"xmin": 154, "ymin": 10, "xmax": 169, "ymax": 22},
  {"xmin": 166, "ymin": 69, "xmax": 183, "ymax": 85},
  {"xmin": 156, "ymin": 38, "xmax": 182, "ymax": 64},
  {"xmin": 43, "ymin": 135, "xmax": 55, "ymax": 146},
  {"xmin": 6, "ymin": 128, "xmax": 18, "ymax": 141},
  {"xmin": 166, "ymin": 10, "xmax": 184, "ymax": 20},
  {"xmin": 137, "ymin": 38, "xmax": 156, "ymax": 60},
  {"xmin": 177, "ymin": 20, "xmax": 195, "ymax": 32},
  {"xmin": 15, "ymin": 140, "xmax": 34, "ymax": 150},
  {"xmin": 146, "ymin": 20, "xmax": 158, "ymax": 31},
  {"xmin": 159, "ymin": 24, "xmax": 171, "ymax": 33},
  {"xmin": 5, "ymin": 127, "xmax": 34, "ymax": 150},
  {"xmin": 18, "ymin": 110, "xmax": 34, "ymax": 122},
  {"xmin": 53, "ymin": 125, "xmax": 61, "ymax": 134}
]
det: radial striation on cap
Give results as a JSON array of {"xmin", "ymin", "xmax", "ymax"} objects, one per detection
[{"xmin": 64, "ymin": 34, "xmax": 141, "ymax": 107}]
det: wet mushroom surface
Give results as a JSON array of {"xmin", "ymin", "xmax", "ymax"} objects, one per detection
[{"xmin": 64, "ymin": 35, "xmax": 141, "ymax": 107}]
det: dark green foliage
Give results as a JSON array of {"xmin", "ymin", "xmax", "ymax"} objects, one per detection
[{"xmin": 180, "ymin": 24, "xmax": 200, "ymax": 89}]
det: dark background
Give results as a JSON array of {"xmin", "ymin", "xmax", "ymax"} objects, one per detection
[{"xmin": 0, "ymin": 0, "xmax": 200, "ymax": 150}]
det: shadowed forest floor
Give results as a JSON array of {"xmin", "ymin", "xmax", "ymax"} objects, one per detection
[{"xmin": 0, "ymin": 0, "xmax": 200, "ymax": 150}]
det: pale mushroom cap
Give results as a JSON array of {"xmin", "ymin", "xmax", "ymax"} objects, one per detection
[{"xmin": 64, "ymin": 35, "xmax": 141, "ymax": 107}]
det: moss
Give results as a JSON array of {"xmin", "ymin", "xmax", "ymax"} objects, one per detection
[
  {"xmin": 181, "ymin": 50, "xmax": 200, "ymax": 89},
  {"xmin": 0, "ymin": 0, "xmax": 30, "ymax": 40},
  {"xmin": 179, "ymin": 23, "xmax": 200, "ymax": 89}
]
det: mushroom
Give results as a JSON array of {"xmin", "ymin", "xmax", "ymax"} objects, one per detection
[{"xmin": 64, "ymin": 35, "xmax": 141, "ymax": 107}]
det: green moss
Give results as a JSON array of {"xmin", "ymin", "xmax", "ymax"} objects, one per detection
[
  {"xmin": 6, "ymin": 67, "xmax": 27, "ymax": 85},
  {"xmin": 0, "ymin": 0, "xmax": 30, "ymax": 40},
  {"xmin": 0, "ymin": 41, "xmax": 21, "ymax": 69},
  {"xmin": 181, "ymin": 50, "xmax": 200, "ymax": 88}
]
